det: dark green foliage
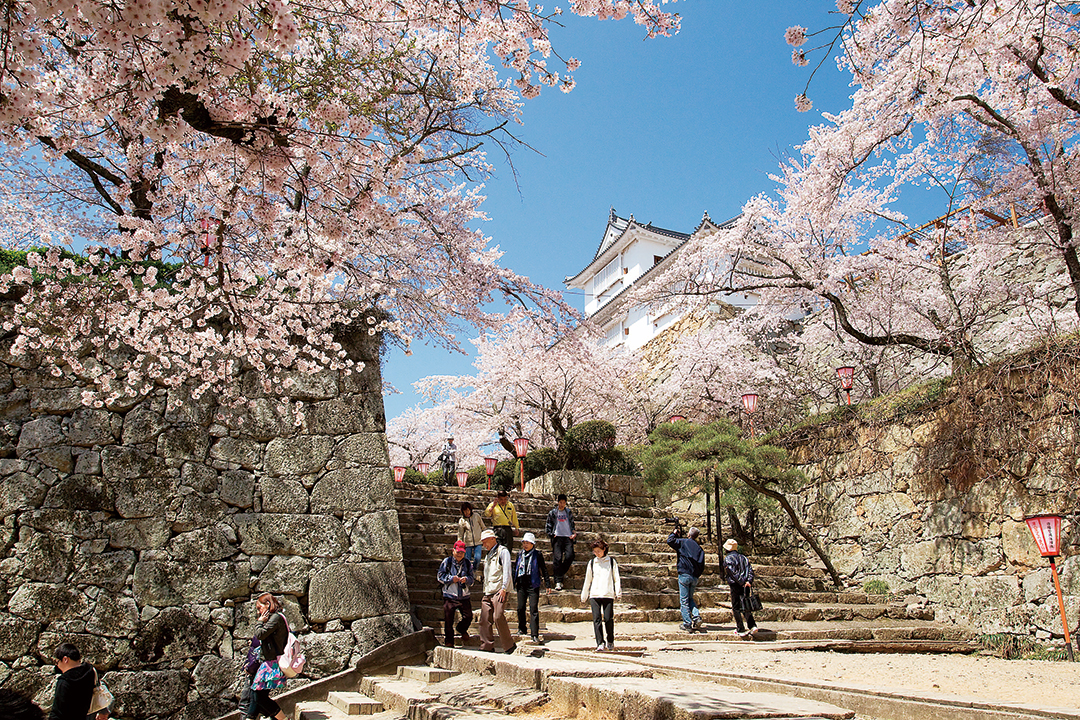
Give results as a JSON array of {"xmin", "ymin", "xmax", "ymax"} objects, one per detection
[
  {"xmin": 562, "ymin": 420, "xmax": 636, "ymax": 474},
  {"xmin": 525, "ymin": 446, "xmax": 560, "ymax": 478}
]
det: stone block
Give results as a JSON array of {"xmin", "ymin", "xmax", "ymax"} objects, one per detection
[
  {"xmin": 219, "ymin": 469, "xmax": 256, "ymax": 508},
  {"xmin": 0, "ymin": 389, "xmax": 29, "ymax": 419},
  {"xmin": 33, "ymin": 446, "xmax": 73, "ymax": 473},
  {"xmin": 347, "ymin": 509, "xmax": 403, "ymax": 561},
  {"xmin": 259, "ymin": 475, "xmax": 309, "ymax": 513},
  {"xmin": 193, "ymin": 655, "xmax": 236, "ymax": 698},
  {"xmin": 15, "ymin": 531, "xmax": 74, "ymax": 583},
  {"xmin": 43, "ymin": 474, "xmax": 114, "ymax": 512},
  {"xmin": 1002, "ymin": 519, "xmax": 1046, "ymax": 570},
  {"xmin": 126, "ymin": 607, "xmax": 223, "ymax": 665},
  {"xmin": 0, "ymin": 471, "xmax": 47, "ymax": 519},
  {"xmin": 105, "ymin": 518, "xmax": 171, "ymax": 550},
  {"xmin": 336, "ymin": 433, "xmax": 389, "ymax": 466},
  {"xmin": 132, "ymin": 560, "xmax": 249, "ymax": 606},
  {"xmin": 209, "ymin": 437, "xmax": 261, "ymax": 470},
  {"xmin": 266, "ymin": 369, "xmax": 340, "ymax": 400},
  {"xmin": 17, "ymin": 417, "xmax": 63, "ymax": 451},
  {"xmin": 73, "ymin": 450, "xmax": 101, "ymax": 475},
  {"xmin": 0, "ymin": 618, "xmax": 40, "ymax": 660},
  {"xmin": 102, "ymin": 445, "xmax": 167, "ymax": 480},
  {"xmin": 264, "ymin": 435, "xmax": 333, "ymax": 476},
  {"xmin": 157, "ymin": 425, "xmax": 210, "ymax": 461},
  {"xmin": 168, "ymin": 523, "xmax": 237, "ymax": 562},
  {"xmin": 862, "ymin": 492, "xmax": 917, "ymax": 527},
  {"xmin": 22, "ymin": 509, "xmax": 98, "ymax": 539},
  {"xmin": 311, "ymin": 467, "xmax": 393, "ymax": 514},
  {"xmin": 36, "ymin": 632, "xmax": 130, "ymax": 670},
  {"xmin": 301, "ymin": 395, "xmax": 383, "ymax": 436},
  {"xmin": 86, "ymin": 593, "xmax": 141, "ymax": 637},
  {"xmin": 114, "ymin": 475, "xmax": 178, "ymax": 519},
  {"xmin": 63, "ymin": 408, "xmax": 120, "ymax": 447},
  {"xmin": 29, "ymin": 387, "xmax": 83, "ymax": 414},
  {"xmin": 173, "ymin": 493, "xmax": 229, "ymax": 531},
  {"xmin": 70, "ymin": 548, "xmax": 135, "ymax": 592},
  {"xmin": 235, "ymin": 513, "xmax": 348, "ymax": 558},
  {"xmin": 955, "ymin": 539, "xmax": 1004, "ymax": 576},
  {"xmin": 256, "ymin": 555, "xmax": 312, "ymax": 595},
  {"xmin": 8, "ymin": 583, "xmax": 90, "ymax": 621},
  {"xmin": 349, "ymin": 613, "xmax": 413, "ymax": 657},
  {"xmin": 181, "ymin": 462, "xmax": 218, "ymax": 493},
  {"xmin": 122, "ymin": 404, "xmax": 166, "ymax": 445},
  {"xmin": 308, "ymin": 562, "xmax": 409, "ymax": 622},
  {"xmin": 104, "ymin": 669, "xmax": 189, "ymax": 717},
  {"xmin": 165, "ymin": 386, "xmax": 215, "ymax": 425},
  {"xmin": 301, "ymin": 630, "xmax": 355, "ymax": 678},
  {"xmin": 901, "ymin": 539, "xmax": 957, "ymax": 576}
]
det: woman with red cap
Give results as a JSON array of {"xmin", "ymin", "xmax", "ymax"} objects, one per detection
[{"xmin": 437, "ymin": 540, "xmax": 474, "ymax": 647}]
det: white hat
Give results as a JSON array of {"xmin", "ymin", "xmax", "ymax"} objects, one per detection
[
  {"xmin": 480, "ymin": 529, "xmax": 497, "ymax": 541},
  {"xmin": 723, "ymin": 538, "xmax": 738, "ymax": 551},
  {"xmin": 521, "ymin": 532, "xmax": 536, "ymax": 545}
]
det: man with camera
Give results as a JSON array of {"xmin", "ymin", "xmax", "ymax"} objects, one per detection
[{"xmin": 666, "ymin": 523, "xmax": 706, "ymax": 632}]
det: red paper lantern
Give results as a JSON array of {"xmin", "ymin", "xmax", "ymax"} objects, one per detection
[
  {"xmin": 484, "ymin": 457, "xmax": 498, "ymax": 475},
  {"xmin": 513, "ymin": 437, "xmax": 530, "ymax": 458},
  {"xmin": 836, "ymin": 366, "xmax": 856, "ymax": 391},
  {"xmin": 393, "ymin": 466, "xmax": 406, "ymax": 483},
  {"xmin": 456, "ymin": 470, "xmax": 468, "ymax": 488},
  {"xmin": 669, "ymin": 415, "xmax": 685, "ymax": 423},
  {"xmin": 415, "ymin": 462, "xmax": 430, "ymax": 475},
  {"xmin": 741, "ymin": 393, "xmax": 758, "ymax": 414},
  {"xmin": 1026, "ymin": 515, "xmax": 1062, "ymax": 557}
]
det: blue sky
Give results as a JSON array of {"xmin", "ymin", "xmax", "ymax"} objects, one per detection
[{"xmin": 382, "ymin": 2, "xmax": 860, "ymax": 421}]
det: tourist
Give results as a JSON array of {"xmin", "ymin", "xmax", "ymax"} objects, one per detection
[
  {"xmin": 478, "ymin": 529, "xmax": 517, "ymax": 654},
  {"xmin": 723, "ymin": 539, "xmax": 758, "ymax": 638},
  {"xmin": 483, "ymin": 490, "xmax": 519, "ymax": 549},
  {"xmin": 544, "ymin": 494, "xmax": 576, "ymax": 590},
  {"xmin": 438, "ymin": 540, "xmax": 474, "ymax": 648},
  {"xmin": 439, "ymin": 436, "xmax": 457, "ymax": 485},
  {"xmin": 49, "ymin": 643, "xmax": 97, "ymax": 720},
  {"xmin": 667, "ymin": 525, "xmax": 706, "ymax": 632},
  {"xmin": 1, "ymin": 689, "xmax": 44, "ymax": 720},
  {"xmin": 580, "ymin": 539, "xmax": 621, "ymax": 652},
  {"xmin": 513, "ymin": 532, "xmax": 552, "ymax": 643},
  {"xmin": 246, "ymin": 593, "xmax": 290, "ymax": 720},
  {"xmin": 457, "ymin": 501, "xmax": 485, "ymax": 571}
]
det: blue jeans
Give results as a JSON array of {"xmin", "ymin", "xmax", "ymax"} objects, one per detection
[
  {"xmin": 678, "ymin": 574, "xmax": 700, "ymax": 626},
  {"xmin": 466, "ymin": 545, "xmax": 482, "ymax": 568}
]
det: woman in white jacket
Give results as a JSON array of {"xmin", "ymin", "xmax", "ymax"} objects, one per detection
[{"xmin": 580, "ymin": 539, "xmax": 621, "ymax": 651}]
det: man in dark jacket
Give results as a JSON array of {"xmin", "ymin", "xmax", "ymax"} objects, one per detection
[
  {"xmin": 437, "ymin": 540, "xmax": 474, "ymax": 647},
  {"xmin": 49, "ymin": 643, "xmax": 97, "ymax": 720},
  {"xmin": 544, "ymin": 494, "xmax": 576, "ymax": 590},
  {"xmin": 667, "ymin": 526, "xmax": 706, "ymax": 632},
  {"xmin": 723, "ymin": 538, "xmax": 758, "ymax": 637},
  {"xmin": 513, "ymin": 532, "xmax": 551, "ymax": 643}
]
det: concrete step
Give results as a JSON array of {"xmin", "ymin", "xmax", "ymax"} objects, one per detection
[
  {"xmin": 359, "ymin": 676, "xmax": 438, "ymax": 714},
  {"xmin": 397, "ymin": 665, "xmax": 458, "ymax": 683},
  {"xmin": 326, "ymin": 692, "xmax": 384, "ymax": 716}
]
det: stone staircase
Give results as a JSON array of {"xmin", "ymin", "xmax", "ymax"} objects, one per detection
[
  {"xmin": 394, "ymin": 485, "xmax": 967, "ymax": 646},
  {"xmin": 295, "ymin": 650, "xmax": 857, "ymax": 720}
]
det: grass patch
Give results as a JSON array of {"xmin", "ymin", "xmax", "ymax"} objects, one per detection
[
  {"xmin": 977, "ymin": 633, "xmax": 1070, "ymax": 661},
  {"xmin": 862, "ymin": 579, "xmax": 889, "ymax": 595}
]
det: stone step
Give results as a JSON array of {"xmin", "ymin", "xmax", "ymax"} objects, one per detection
[
  {"xmin": 297, "ymin": 704, "xmax": 400, "ymax": 720},
  {"xmin": 397, "ymin": 665, "xmax": 458, "ymax": 683},
  {"xmin": 408, "ymin": 587, "xmax": 868, "ymax": 608},
  {"xmin": 359, "ymin": 676, "xmax": 438, "ymax": 714},
  {"xmin": 327, "ymin": 692, "xmax": 384, "ymax": 716}
]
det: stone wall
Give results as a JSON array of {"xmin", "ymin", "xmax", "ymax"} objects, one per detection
[
  {"xmin": 0, "ymin": 330, "xmax": 410, "ymax": 719},
  {"xmin": 780, "ymin": 383, "xmax": 1078, "ymax": 639},
  {"xmin": 527, "ymin": 471, "xmax": 654, "ymax": 507}
]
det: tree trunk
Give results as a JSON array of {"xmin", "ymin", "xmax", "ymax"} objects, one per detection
[{"xmin": 737, "ymin": 474, "xmax": 844, "ymax": 589}]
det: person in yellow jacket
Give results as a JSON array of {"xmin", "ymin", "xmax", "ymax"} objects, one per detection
[{"xmin": 483, "ymin": 490, "xmax": 519, "ymax": 549}]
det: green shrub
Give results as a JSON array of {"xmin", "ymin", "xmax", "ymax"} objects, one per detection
[
  {"xmin": 562, "ymin": 420, "xmax": 636, "ymax": 474},
  {"xmin": 862, "ymin": 579, "xmax": 889, "ymax": 595}
]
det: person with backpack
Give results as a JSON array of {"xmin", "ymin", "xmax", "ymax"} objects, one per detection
[
  {"xmin": 245, "ymin": 593, "xmax": 291, "ymax": 720},
  {"xmin": 723, "ymin": 539, "xmax": 759, "ymax": 638},
  {"xmin": 48, "ymin": 643, "xmax": 97, "ymax": 720},
  {"xmin": 544, "ymin": 494, "xmax": 576, "ymax": 590},
  {"xmin": 513, "ymin": 532, "xmax": 551, "ymax": 644},
  {"xmin": 667, "ymin": 525, "xmax": 706, "ymax": 632},
  {"xmin": 579, "ymin": 539, "xmax": 621, "ymax": 651},
  {"xmin": 438, "ymin": 541, "xmax": 475, "ymax": 647}
]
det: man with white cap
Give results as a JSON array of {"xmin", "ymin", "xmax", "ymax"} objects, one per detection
[
  {"xmin": 478, "ymin": 529, "xmax": 516, "ymax": 653},
  {"xmin": 513, "ymin": 532, "xmax": 552, "ymax": 643},
  {"xmin": 723, "ymin": 538, "xmax": 758, "ymax": 637}
]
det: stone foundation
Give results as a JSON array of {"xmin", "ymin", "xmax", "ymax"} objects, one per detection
[
  {"xmin": 527, "ymin": 471, "xmax": 654, "ymax": 507},
  {"xmin": 0, "ymin": 329, "xmax": 410, "ymax": 719}
]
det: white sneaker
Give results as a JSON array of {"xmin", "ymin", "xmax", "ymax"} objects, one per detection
[
  {"xmin": 733, "ymin": 629, "xmax": 744, "ymax": 637},
  {"xmin": 555, "ymin": 583, "xmax": 563, "ymax": 591},
  {"xmin": 596, "ymin": 643, "xmax": 606, "ymax": 652},
  {"xmin": 749, "ymin": 627, "xmax": 759, "ymax": 637}
]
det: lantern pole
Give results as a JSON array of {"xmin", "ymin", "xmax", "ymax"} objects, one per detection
[
  {"xmin": 1049, "ymin": 558, "xmax": 1074, "ymax": 662},
  {"xmin": 1026, "ymin": 514, "xmax": 1075, "ymax": 661}
]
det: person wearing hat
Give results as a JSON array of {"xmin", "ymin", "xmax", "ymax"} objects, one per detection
[
  {"xmin": 667, "ymin": 525, "xmax": 706, "ymax": 632},
  {"xmin": 437, "ymin": 540, "xmax": 474, "ymax": 648},
  {"xmin": 483, "ymin": 490, "xmax": 519, "ymax": 550},
  {"xmin": 478, "ymin": 529, "xmax": 516, "ymax": 654},
  {"xmin": 439, "ymin": 436, "xmax": 457, "ymax": 485},
  {"xmin": 513, "ymin": 532, "xmax": 552, "ymax": 643},
  {"xmin": 723, "ymin": 538, "xmax": 758, "ymax": 637}
]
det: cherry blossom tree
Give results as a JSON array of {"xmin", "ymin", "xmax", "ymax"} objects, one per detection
[
  {"xmin": 0, "ymin": 0, "xmax": 680, "ymax": 406},
  {"xmin": 640, "ymin": 0, "xmax": 1080, "ymax": 379}
]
